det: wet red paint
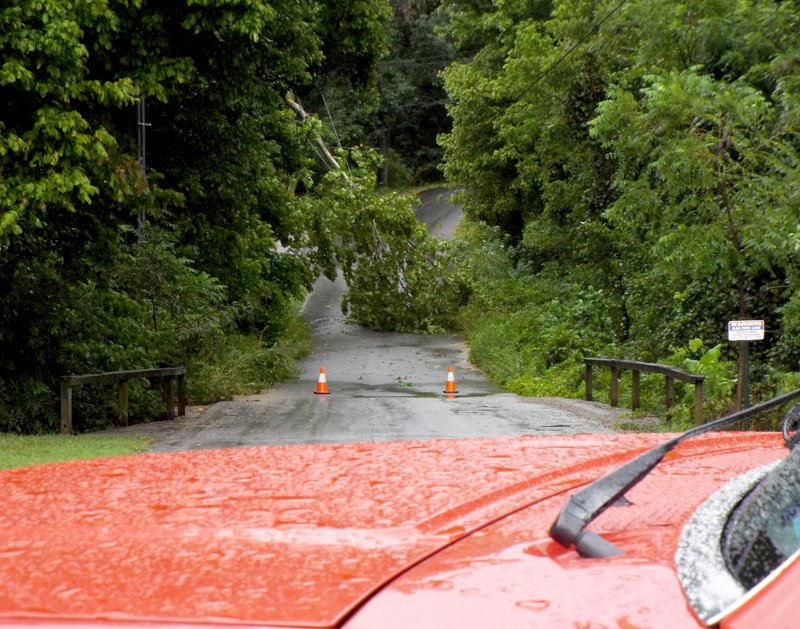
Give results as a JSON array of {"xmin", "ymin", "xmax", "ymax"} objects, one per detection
[
  {"xmin": 0, "ymin": 433, "xmax": 785, "ymax": 628},
  {"xmin": 346, "ymin": 434, "xmax": 786, "ymax": 628}
]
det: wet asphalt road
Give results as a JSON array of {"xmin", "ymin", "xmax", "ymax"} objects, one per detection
[{"xmin": 149, "ymin": 189, "xmax": 617, "ymax": 451}]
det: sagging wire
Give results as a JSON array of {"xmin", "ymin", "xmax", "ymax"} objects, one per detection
[
  {"xmin": 506, "ymin": 0, "xmax": 628, "ymax": 105},
  {"xmin": 320, "ymin": 88, "xmax": 352, "ymax": 179}
]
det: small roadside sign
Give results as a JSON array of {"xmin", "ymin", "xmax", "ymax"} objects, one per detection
[
  {"xmin": 728, "ymin": 320, "xmax": 764, "ymax": 414},
  {"xmin": 727, "ymin": 320, "xmax": 765, "ymax": 341}
]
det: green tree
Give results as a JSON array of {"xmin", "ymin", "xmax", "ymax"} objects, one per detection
[
  {"xmin": 0, "ymin": 1, "xmax": 139, "ymax": 240},
  {"xmin": 437, "ymin": 0, "xmax": 800, "ymax": 408},
  {"xmin": 376, "ymin": 0, "xmax": 454, "ymax": 183},
  {"xmin": 302, "ymin": 0, "xmax": 454, "ymax": 187},
  {"xmin": 0, "ymin": 0, "xmax": 395, "ymax": 432}
]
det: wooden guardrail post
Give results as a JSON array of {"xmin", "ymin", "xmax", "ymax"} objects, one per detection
[
  {"xmin": 59, "ymin": 367, "xmax": 186, "ymax": 434},
  {"xmin": 585, "ymin": 363, "xmax": 593, "ymax": 401},
  {"xmin": 584, "ymin": 358, "xmax": 706, "ymax": 423},
  {"xmin": 610, "ymin": 366, "xmax": 619, "ymax": 407},
  {"xmin": 117, "ymin": 381, "xmax": 129, "ymax": 427},
  {"xmin": 665, "ymin": 376, "xmax": 675, "ymax": 411},
  {"xmin": 60, "ymin": 381, "xmax": 73, "ymax": 434},
  {"xmin": 177, "ymin": 373, "xmax": 186, "ymax": 416},
  {"xmin": 164, "ymin": 377, "xmax": 175, "ymax": 420},
  {"xmin": 694, "ymin": 380, "xmax": 704, "ymax": 426},
  {"xmin": 632, "ymin": 370, "xmax": 641, "ymax": 410}
]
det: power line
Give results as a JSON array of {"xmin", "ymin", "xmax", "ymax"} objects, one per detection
[
  {"xmin": 377, "ymin": 48, "xmax": 481, "ymax": 67},
  {"xmin": 319, "ymin": 88, "xmax": 352, "ymax": 178},
  {"xmin": 510, "ymin": 0, "xmax": 627, "ymax": 103}
]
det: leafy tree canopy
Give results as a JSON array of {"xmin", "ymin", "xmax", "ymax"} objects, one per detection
[
  {"xmin": 438, "ymin": 0, "xmax": 800, "ymax": 397},
  {"xmin": 3, "ymin": 0, "xmax": 459, "ymax": 432}
]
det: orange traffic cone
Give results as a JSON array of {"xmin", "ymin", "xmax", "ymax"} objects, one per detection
[
  {"xmin": 443, "ymin": 365, "xmax": 458, "ymax": 395},
  {"xmin": 314, "ymin": 367, "xmax": 330, "ymax": 395}
]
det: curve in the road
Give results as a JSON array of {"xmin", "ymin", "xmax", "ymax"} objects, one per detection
[{"xmin": 147, "ymin": 188, "xmax": 619, "ymax": 451}]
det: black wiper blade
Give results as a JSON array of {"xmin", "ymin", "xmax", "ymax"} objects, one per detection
[{"xmin": 549, "ymin": 388, "xmax": 800, "ymax": 558}]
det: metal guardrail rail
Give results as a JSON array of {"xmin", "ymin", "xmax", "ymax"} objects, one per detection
[
  {"xmin": 584, "ymin": 358, "xmax": 706, "ymax": 425},
  {"xmin": 60, "ymin": 367, "xmax": 186, "ymax": 434}
]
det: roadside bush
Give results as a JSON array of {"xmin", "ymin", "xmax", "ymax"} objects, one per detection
[
  {"xmin": 0, "ymin": 377, "xmax": 55, "ymax": 435},
  {"xmin": 0, "ymin": 225, "xmax": 311, "ymax": 433},
  {"xmin": 662, "ymin": 339, "xmax": 736, "ymax": 428},
  {"xmin": 382, "ymin": 151, "xmax": 414, "ymax": 189},
  {"xmin": 187, "ymin": 308, "xmax": 311, "ymax": 402},
  {"xmin": 455, "ymin": 220, "xmax": 620, "ymax": 397}
]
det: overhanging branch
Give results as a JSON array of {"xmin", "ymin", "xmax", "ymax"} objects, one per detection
[{"xmin": 286, "ymin": 95, "xmax": 342, "ymax": 173}]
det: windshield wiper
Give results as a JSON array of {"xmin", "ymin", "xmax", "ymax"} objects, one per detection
[{"xmin": 549, "ymin": 389, "xmax": 800, "ymax": 558}]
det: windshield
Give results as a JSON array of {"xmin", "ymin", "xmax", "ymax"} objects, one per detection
[{"xmin": 722, "ymin": 444, "xmax": 800, "ymax": 590}]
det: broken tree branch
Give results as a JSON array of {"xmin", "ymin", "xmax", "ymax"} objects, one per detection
[{"xmin": 286, "ymin": 95, "xmax": 343, "ymax": 173}]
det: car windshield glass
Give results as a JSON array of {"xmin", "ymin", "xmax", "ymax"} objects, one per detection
[{"xmin": 722, "ymin": 444, "xmax": 800, "ymax": 590}]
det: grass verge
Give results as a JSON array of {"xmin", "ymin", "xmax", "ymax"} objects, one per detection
[{"xmin": 0, "ymin": 434, "xmax": 151, "ymax": 470}]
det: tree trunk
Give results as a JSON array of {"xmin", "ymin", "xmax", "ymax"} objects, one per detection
[{"xmin": 380, "ymin": 128, "xmax": 390, "ymax": 187}]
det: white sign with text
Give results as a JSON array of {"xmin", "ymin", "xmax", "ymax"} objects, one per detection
[{"xmin": 727, "ymin": 320, "xmax": 765, "ymax": 341}]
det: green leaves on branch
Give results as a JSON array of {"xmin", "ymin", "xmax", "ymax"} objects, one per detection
[
  {"xmin": 592, "ymin": 65, "xmax": 800, "ymax": 342},
  {"xmin": 0, "ymin": 1, "xmax": 139, "ymax": 241},
  {"xmin": 438, "ymin": 0, "xmax": 800, "ymax": 411},
  {"xmin": 0, "ymin": 0, "xmax": 396, "ymax": 432},
  {"xmin": 299, "ymin": 150, "xmax": 463, "ymax": 333}
]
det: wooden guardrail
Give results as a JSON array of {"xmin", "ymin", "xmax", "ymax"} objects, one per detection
[
  {"xmin": 60, "ymin": 367, "xmax": 186, "ymax": 434},
  {"xmin": 584, "ymin": 358, "xmax": 706, "ymax": 425}
]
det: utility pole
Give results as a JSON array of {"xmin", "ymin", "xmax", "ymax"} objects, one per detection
[{"xmin": 136, "ymin": 96, "xmax": 151, "ymax": 242}]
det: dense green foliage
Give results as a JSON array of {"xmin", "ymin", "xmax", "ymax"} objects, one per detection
[
  {"xmin": 12, "ymin": 0, "xmax": 800, "ymax": 434},
  {"xmin": 376, "ymin": 0, "xmax": 453, "ymax": 183},
  {"xmin": 2, "ymin": 0, "xmax": 459, "ymax": 433},
  {"xmin": 302, "ymin": 0, "xmax": 454, "ymax": 187},
  {"xmin": 439, "ymin": 0, "xmax": 800, "ymax": 423}
]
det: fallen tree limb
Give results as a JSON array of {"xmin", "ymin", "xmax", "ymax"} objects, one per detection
[{"xmin": 286, "ymin": 95, "xmax": 342, "ymax": 173}]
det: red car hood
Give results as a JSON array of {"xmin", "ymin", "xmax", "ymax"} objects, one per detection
[{"xmin": 0, "ymin": 432, "xmax": 785, "ymax": 628}]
